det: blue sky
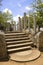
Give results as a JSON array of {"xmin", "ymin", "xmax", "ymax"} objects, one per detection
[
  {"xmin": 1, "ymin": 0, "xmax": 33, "ymax": 22},
  {"xmin": 1, "ymin": 0, "xmax": 33, "ymax": 15}
]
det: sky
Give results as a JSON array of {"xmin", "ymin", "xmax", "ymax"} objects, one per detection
[{"xmin": 1, "ymin": 0, "xmax": 33, "ymax": 22}]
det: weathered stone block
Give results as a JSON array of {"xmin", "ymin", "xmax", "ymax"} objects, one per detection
[
  {"xmin": 35, "ymin": 31, "xmax": 43, "ymax": 51},
  {"xmin": 0, "ymin": 31, "xmax": 8, "ymax": 60},
  {"xmin": 39, "ymin": 32, "xmax": 43, "ymax": 49}
]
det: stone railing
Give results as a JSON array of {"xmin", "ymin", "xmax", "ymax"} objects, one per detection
[
  {"xmin": 33, "ymin": 31, "xmax": 43, "ymax": 51},
  {"xmin": 0, "ymin": 31, "xmax": 8, "ymax": 60}
]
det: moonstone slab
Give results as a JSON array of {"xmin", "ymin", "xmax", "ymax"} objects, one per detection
[{"xmin": 9, "ymin": 49, "xmax": 40, "ymax": 62}]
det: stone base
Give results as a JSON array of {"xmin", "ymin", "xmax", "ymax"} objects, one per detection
[
  {"xmin": 9, "ymin": 49, "xmax": 40, "ymax": 62},
  {"xmin": 39, "ymin": 47, "xmax": 43, "ymax": 52},
  {"xmin": 0, "ymin": 55, "xmax": 9, "ymax": 61}
]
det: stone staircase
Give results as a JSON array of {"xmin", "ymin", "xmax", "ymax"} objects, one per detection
[
  {"xmin": 4, "ymin": 32, "xmax": 40, "ymax": 62},
  {"xmin": 5, "ymin": 32, "xmax": 34, "ymax": 54}
]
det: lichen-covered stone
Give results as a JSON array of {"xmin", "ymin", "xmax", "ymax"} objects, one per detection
[
  {"xmin": 0, "ymin": 31, "xmax": 8, "ymax": 60},
  {"xmin": 35, "ymin": 31, "xmax": 43, "ymax": 51}
]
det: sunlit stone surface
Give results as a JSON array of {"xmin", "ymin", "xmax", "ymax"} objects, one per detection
[{"xmin": 10, "ymin": 49, "xmax": 40, "ymax": 62}]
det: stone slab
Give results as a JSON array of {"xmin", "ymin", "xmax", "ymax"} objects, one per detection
[{"xmin": 9, "ymin": 49, "xmax": 40, "ymax": 62}]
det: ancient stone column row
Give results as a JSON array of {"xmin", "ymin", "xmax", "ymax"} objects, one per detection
[
  {"xmin": 17, "ymin": 12, "xmax": 36, "ymax": 33},
  {"xmin": 18, "ymin": 12, "xmax": 31, "ymax": 32}
]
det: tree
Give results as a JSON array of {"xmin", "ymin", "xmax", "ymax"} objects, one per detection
[
  {"xmin": 0, "ymin": 11, "xmax": 6, "ymax": 31},
  {"xmin": 21, "ymin": 14, "xmax": 33, "ymax": 29},
  {"xmin": 3, "ymin": 10, "xmax": 13, "ymax": 22},
  {"xmin": 32, "ymin": 0, "xmax": 43, "ymax": 31},
  {"xmin": 0, "ymin": 10, "xmax": 13, "ymax": 31}
]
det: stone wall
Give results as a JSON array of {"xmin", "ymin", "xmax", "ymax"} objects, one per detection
[
  {"xmin": 35, "ymin": 31, "xmax": 43, "ymax": 51},
  {"xmin": 0, "ymin": 31, "xmax": 8, "ymax": 60},
  {"xmin": 39, "ymin": 31, "xmax": 43, "ymax": 51}
]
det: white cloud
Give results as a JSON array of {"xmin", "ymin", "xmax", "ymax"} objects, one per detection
[
  {"xmin": 18, "ymin": 3, "xmax": 21, "ymax": 7},
  {"xmin": 25, "ymin": 6, "xmax": 31, "ymax": 11},
  {"xmin": 3, "ymin": 8, "xmax": 12, "ymax": 14},
  {"xmin": 7, "ymin": 20, "xmax": 11, "ymax": 23},
  {"xmin": 13, "ymin": 15, "xmax": 22, "ymax": 24}
]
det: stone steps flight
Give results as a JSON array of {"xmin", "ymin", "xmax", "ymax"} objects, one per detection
[{"xmin": 5, "ymin": 32, "xmax": 34, "ymax": 54}]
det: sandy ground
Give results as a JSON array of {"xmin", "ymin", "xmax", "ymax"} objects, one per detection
[{"xmin": 0, "ymin": 52, "xmax": 43, "ymax": 65}]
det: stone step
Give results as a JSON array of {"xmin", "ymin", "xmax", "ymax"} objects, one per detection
[
  {"xmin": 5, "ymin": 33, "xmax": 26, "ymax": 36},
  {"xmin": 6, "ymin": 39, "xmax": 32, "ymax": 45},
  {"xmin": 5, "ymin": 31, "xmax": 21, "ymax": 33},
  {"xmin": 5, "ymin": 35, "xmax": 28, "ymax": 39},
  {"xmin": 7, "ymin": 42, "xmax": 33, "ymax": 49},
  {"xmin": 6, "ymin": 37, "xmax": 30, "ymax": 41},
  {"xmin": 7, "ymin": 46, "xmax": 31, "ymax": 54}
]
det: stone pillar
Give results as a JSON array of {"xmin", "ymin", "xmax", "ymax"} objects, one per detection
[
  {"xmin": 21, "ymin": 19, "xmax": 23, "ymax": 31},
  {"xmin": 24, "ymin": 13, "xmax": 26, "ymax": 30},
  {"xmin": 28, "ymin": 16, "xmax": 30, "ymax": 32},
  {"xmin": 13, "ymin": 22, "xmax": 16, "ymax": 31},
  {"xmin": 17, "ymin": 23, "xmax": 19, "ymax": 31},
  {"xmin": 0, "ymin": 31, "xmax": 8, "ymax": 60},
  {"xmin": 33, "ymin": 15, "xmax": 36, "ymax": 34},
  {"xmin": 18, "ymin": 17, "xmax": 22, "ymax": 32}
]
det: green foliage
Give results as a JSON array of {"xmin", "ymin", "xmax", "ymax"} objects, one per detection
[
  {"xmin": 29, "ymin": 14, "xmax": 33, "ymax": 28},
  {"xmin": 3, "ymin": 11, "xmax": 13, "ymax": 21},
  {"xmin": 32, "ymin": 0, "xmax": 43, "ymax": 29},
  {"xmin": 22, "ymin": 16, "xmax": 29, "ymax": 29},
  {"xmin": 0, "ymin": 10, "xmax": 13, "ymax": 30},
  {"xmin": 0, "ymin": 11, "xmax": 7, "ymax": 28},
  {"xmin": 29, "ymin": 17, "xmax": 33, "ymax": 28},
  {"xmin": 21, "ymin": 14, "xmax": 33, "ymax": 28}
]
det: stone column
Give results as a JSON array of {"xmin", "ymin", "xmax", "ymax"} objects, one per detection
[
  {"xmin": 14, "ymin": 22, "xmax": 16, "ymax": 31},
  {"xmin": 21, "ymin": 19, "xmax": 23, "ymax": 31},
  {"xmin": 33, "ymin": 15, "xmax": 36, "ymax": 34},
  {"xmin": 24, "ymin": 13, "xmax": 26, "ymax": 30},
  {"xmin": 17, "ymin": 23, "xmax": 19, "ymax": 31},
  {"xmin": 18, "ymin": 17, "xmax": 22, "ymax": 32},
  {"xmin": 28, "ymin": 16, "xmax": 30, "ymax": 32}
]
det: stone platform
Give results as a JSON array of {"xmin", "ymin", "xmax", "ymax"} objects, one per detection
[{"xmin": 9, "ymin": 49, "xmax": 40, "ymax": 62}]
